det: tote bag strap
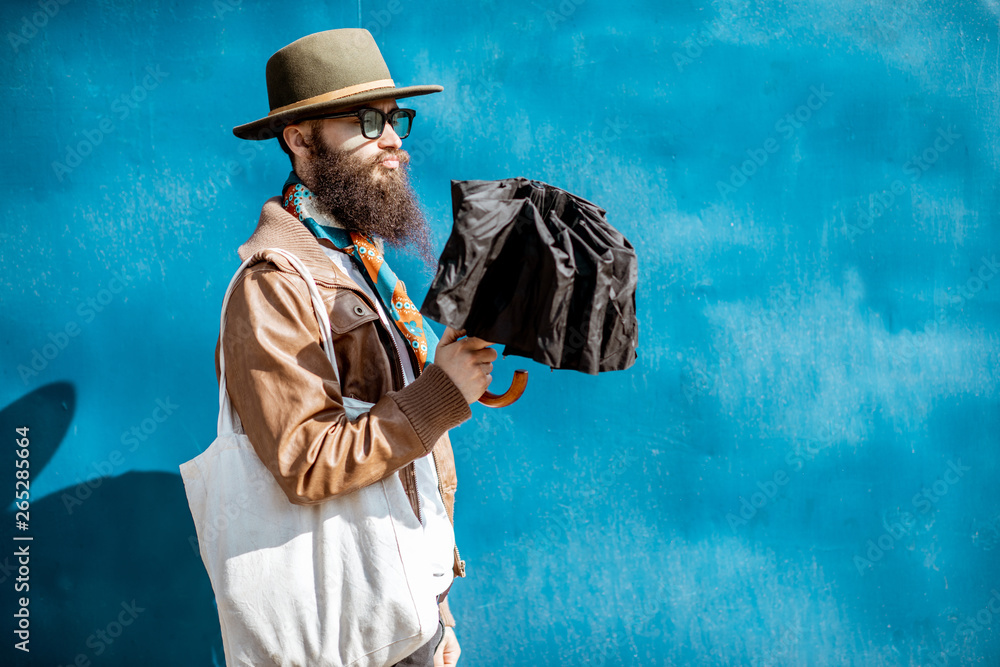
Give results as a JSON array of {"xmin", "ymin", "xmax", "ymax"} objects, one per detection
[{"xmin": 217, "ymin": 248, "xmax": 340, "ymax": 437}]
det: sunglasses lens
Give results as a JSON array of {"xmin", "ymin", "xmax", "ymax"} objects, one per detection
[
  {"xmin": 390, "ymin": 111, "xmax": 412, "ymax": 139},
  {"xmin": 360, "ymin": 110, "xmax": 384, "ymax": 139}
]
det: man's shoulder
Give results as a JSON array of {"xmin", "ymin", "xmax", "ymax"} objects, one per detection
[
  {"xmin": 228, "ymin": 196, "xmax": 350, "ymax": 289},
  {"xmin": 237, "ymin": 196, "xmax": 307, "ymax": 261}
]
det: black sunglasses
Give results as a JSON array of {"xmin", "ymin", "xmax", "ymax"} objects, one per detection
[{"xmin": 298, "ymin": 107, "xmax": 417, "ymax": 140}]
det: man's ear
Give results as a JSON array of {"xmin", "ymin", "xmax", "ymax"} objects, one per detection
[{"xmin": 282, "ymin": 123, "xmax": 313, "ymax": 163}]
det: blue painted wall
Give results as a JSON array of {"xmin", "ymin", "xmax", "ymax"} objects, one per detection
[{"xmin": 1, "ymin": 0, "xmax": 998, "ymax": 664}]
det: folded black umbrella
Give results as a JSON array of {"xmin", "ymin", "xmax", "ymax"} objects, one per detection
[{"xmin": 421, "ymin": 178, "xmax": 638, "ymax": 376}]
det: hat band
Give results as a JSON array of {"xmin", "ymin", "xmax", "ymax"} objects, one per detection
[{"xmin": 267, "ymin": 79, "xmax": 396, "ymax": 116}]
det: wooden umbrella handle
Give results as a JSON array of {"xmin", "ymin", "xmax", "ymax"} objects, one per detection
[{"xmin": 478, "ymin": 369, "xmax": 529, "ymax": 408}]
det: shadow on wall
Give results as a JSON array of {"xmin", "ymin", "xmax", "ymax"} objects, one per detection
[{"xmin": 0, "ymin": 383, "xmax": 223, "ymax": 665}]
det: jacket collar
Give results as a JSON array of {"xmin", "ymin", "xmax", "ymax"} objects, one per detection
[{"xmin": 238, "ymin": 196, "xmax": 355, "ymax": 288}]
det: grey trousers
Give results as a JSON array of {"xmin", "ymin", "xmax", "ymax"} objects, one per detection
[{"xmin": 390, "ymin": 618, "xmax": 445, "ymax": 667}]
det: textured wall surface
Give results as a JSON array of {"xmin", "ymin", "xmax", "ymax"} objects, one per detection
[{"xmin": 1, "ymin": 0, "xmax": 998, "ymax": 665}]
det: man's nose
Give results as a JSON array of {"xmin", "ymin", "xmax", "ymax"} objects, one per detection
[{"xmin": 378, "ymin": 123, "xmax": 402, "ymax": 149}]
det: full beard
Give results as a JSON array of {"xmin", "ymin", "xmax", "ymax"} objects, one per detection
[{"xmin": 298, "ymin": 136, "xmax": 435, "ymax": 267}]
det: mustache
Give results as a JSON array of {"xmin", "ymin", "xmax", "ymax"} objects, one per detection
[{"xmin": 370, "ymin": 148, "xmax": 410, "ymax": 166}]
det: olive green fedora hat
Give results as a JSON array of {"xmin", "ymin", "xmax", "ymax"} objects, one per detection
[{"xmin": 233, "ymin": 28, "xmax": 442, "ymax": 141}]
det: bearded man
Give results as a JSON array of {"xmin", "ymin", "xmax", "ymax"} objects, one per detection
[{"xmin": 216, "ymin": 28, "xmax": 494, "ymax": 667}]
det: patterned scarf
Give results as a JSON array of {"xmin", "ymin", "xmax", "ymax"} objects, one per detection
[{"xmin": 281, "ymin": 173, "xmax": 438, "ymax": 370}]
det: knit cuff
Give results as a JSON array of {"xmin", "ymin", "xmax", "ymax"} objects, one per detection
[{"xmin": 391, "ymin": 363, "xmax": 472, "ymax": 450}]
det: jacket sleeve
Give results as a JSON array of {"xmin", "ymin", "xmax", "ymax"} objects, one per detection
[{"xmin": 215, "ymin": 264, "xmax": 472, "ymax": 505}]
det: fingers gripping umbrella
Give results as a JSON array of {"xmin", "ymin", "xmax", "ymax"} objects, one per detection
[{"xmin": 421, "ymin": 178, "xmax": 638, "ymax": 407}]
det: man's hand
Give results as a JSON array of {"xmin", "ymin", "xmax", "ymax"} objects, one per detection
[
  {"xmin": 433, "ymin": 626, "xmax": 460, "ymax": 667},
  {"xmin": 434, "ymin": 327, "xmax": 498, "ymax": 404}
]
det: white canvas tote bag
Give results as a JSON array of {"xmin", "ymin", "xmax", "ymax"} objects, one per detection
[{"xmin": 180, "ymin": 248, "xmax": 440, "ymax": 667}]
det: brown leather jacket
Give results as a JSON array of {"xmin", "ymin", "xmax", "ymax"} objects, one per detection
[{"xmin": 214, "ymin": 196, "xmax": 471, "ymax": 626}]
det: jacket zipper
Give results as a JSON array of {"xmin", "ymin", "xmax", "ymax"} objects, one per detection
[
  {"xmin": 384, "ymin": 316, "xmax": 408, "ymax": 395},
  {"xmin": 415, "ymin": 469, "xmax": 425, "ymax": 526},
  {"xmin": 385, "ymin": 316, "xmax": 423, "ymax": 525}
]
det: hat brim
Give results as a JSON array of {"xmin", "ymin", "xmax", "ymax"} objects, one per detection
[{"xmin": 232, "ymin": 84, "xmax": 443, "ymax": 140}]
